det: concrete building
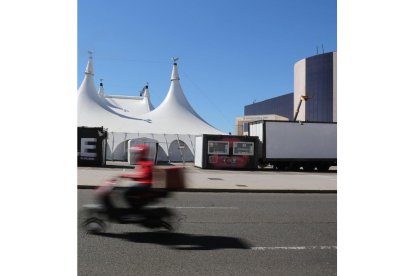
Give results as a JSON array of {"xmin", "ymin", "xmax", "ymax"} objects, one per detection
[
  {"xmin": 244, "ymin": 93, "xmax": 294, "ymax": 120},
  {"xmin": 239, "ymin": 51, "xmax": 337, "ymax": 125},
  {"xmin": 294, "ymin": 51, "xmax": 337, "ymax": 122}
]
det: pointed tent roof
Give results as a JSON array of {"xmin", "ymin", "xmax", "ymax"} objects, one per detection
[
  {"xmin": 141, "ymin": 62, "xmax": 219, "ymax": 132},
  {"xmin": 98, "ymin": 79, "xmax": 105, "ymax": 97},
  {"xmin": 77, "ymin": 57, "xmax": 111, "ymax": 111},
  {"xmin": 77, "ymin": 58, "xmax": 224, "ymax": 135},
  {"xmin": 77, "ymin": 57, "xmax": 150, "ymax": 127},
  {"xmin": 141, "ymin": 84, "xmax": 155, "ymax": 110}
]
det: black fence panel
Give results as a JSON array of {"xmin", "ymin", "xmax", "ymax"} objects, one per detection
[{"xmin": 77, "ymin": 127, "xmax": 107, "ymax": 167}]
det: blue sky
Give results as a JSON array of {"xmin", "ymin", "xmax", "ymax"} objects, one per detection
[{"xmin": 78, "ymin": 0, "xmax": 336, "ymax": 133}]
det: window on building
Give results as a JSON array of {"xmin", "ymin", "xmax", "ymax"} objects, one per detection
[
  {"xmin": 243, "ymin": 122, "xmax": 249, "ymax": 132},
  {"xmin": 233, "ymin": 142, "xmax": 254, "ymax": 156},
  {"xmin": 207, "ymin": 141, "xmax": 229, "ymax": 155}
]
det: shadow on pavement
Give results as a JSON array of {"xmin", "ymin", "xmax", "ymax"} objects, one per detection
[{"xmin": 95, "ymin": 231, "xmax": 251, "ymax": 250}]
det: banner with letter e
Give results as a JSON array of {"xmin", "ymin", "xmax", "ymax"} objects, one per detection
[{"xmin": 77, "ymin": 127, "xmax": 107, "ymax": 167}]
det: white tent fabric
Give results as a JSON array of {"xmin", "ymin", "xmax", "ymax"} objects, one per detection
[
  {"xmin": 77, "ymin": 57, "xmax": 225, "ymax": 161},
  {"xmin": 104, "ymin": 94, "xmax": 154, "ymax": 117},
  {"xmin": 138, "ymin": 63, "xmax": 223, "ymax": 134},
  {"xmin": 77, "ymin": 58, "xmax": 153, "ymax": 129},
  {"xmin": 105, "ymin": 132, "xmax": 196, "ymax": 162},
  {"xmin": 100, "ymin": 84, "xmax": 155, "ymax": 117}
]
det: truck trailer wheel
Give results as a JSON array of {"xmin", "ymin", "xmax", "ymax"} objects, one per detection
[
  {"xmin": 303, "ymin": 163, "xmax": 316, "ymax": 172},
  {"xmin": 278, "ymin": 162, "xmax": 291, "ymax": 171},
  {"xmin": 258, "ymin": 162, "xmax": 269, "ymax": 169},
  {"xmin": 290, "ymin": 162, "xmax": 301, "ymax": 171},
  {"xmin": 316, "ymin": 163, "xmax": 330, "ymax": 172},
  {"xmin": 272, "ymin": 162, "xmax": 280, "ymax": 171}
]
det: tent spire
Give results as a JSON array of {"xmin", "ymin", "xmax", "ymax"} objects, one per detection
[
  {"xmin": 98, "ymin": 78, "xmax": 105, "ymax": 97},
  {"xmin": 85, "ymin": 50, "xmax": 94, "ymax": 75},
  {"xmin": 141, "ymin": 82, "xmax": 155, "ymax": 110},
  {"xmin": 139, "ymin": 82, "xmax": 149, "ymax": 97},
  {"xmin": 171, "ymin": 57, "xmax": 180, "ymax": 80},
  {"xmin": 142, "ymin": 82, "xmax": 150, "ymax": 98}
]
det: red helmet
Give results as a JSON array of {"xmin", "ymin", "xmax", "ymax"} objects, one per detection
[{"xmin": 132, "ymin": 144, "xmax": 149, "ymax": 160}]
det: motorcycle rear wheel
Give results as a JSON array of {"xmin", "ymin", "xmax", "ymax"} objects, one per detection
[{"xmin": 82, "ymin": 217, "xmax": 107, "ymax": 234}]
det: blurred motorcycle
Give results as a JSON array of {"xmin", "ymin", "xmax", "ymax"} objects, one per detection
[{"xmin": 79, "ymin": 177, "xmax": 181, "ymax": 234}]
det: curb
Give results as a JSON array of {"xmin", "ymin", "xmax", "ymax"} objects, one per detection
[{"xmin": 77, "ymin": 185, "xmax": 337, "ymax": 194}]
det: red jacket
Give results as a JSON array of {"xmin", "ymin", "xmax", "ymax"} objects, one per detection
[{"xmin": 121, "ymin": 160, "xmax": 153, "ymax": 185}]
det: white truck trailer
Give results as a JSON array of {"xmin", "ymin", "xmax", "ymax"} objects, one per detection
[{"xmin": 248, "ymin": 120, "xmax": 337, "ymax": 171}]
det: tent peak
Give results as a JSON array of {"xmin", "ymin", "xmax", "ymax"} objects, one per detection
[
  {"xmin": 142, "ymin": 83, "xmax": 150, "ymax": 98},
  {"xmin": 98, "ymin": 78, "xmax": 105, "ymax": 97},
  {"xmin": 85, "ymin": 51, "xmax": 94, "ymax": 75},
  {"xmin": 170, "ymin": 62, "xmax": 180, "ymax": 81},
  {"xmin": 139, "ymin": 82, "xmax": 150, "ymax": 97}
]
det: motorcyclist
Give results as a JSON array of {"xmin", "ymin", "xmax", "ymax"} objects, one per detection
[
  {"xmin": 120, "ymin": 144, "xmax": 155, "ymax": 209},
  {"xmin": 86, "ymin": 143, "xmax": 176, "ymax": 230}
]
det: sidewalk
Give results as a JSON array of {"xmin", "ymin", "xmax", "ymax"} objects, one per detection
[{"xmin": 78, "ymin": 162, "xmax": 337, "ymax": 193}]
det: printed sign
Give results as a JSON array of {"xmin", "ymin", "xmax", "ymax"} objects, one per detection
[
  {"xmin": 202, "ymin": 135, "xmax": 258, "ymax": 169},
  {"xmin": 77, "ymin": 127, "xmax": 107, "ymax": 166}
]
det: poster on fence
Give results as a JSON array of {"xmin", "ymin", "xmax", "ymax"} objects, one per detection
[{"xmin": 77, "ymin": 127, "xmax": 107, "ymax": 167}]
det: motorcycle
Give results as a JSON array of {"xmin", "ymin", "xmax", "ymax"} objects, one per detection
[{"xmin": 79, "ymin": 177, "xmax": 180, "ymax": 234}]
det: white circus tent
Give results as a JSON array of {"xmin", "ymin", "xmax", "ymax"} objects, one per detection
[{"xmin": 77, "ymin": 56, "xmax": 225, "ymax": 162}]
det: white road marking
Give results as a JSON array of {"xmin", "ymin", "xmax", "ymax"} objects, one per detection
[
  {"xmin": 173, "ymin": 206, "xmax": 239, "ymax": 209},
  {"xmin": 251, "ymin": 246, "xmax": 337, "ymax": 251},
  {"xmin": 148, "ymin": 206, "xmax": 239, "ymax": 209}
]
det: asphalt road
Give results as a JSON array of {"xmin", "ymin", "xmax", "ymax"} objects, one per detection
[{"xmin": 78, "ymin": 191, "xmax": 337, "ymax": 276}]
